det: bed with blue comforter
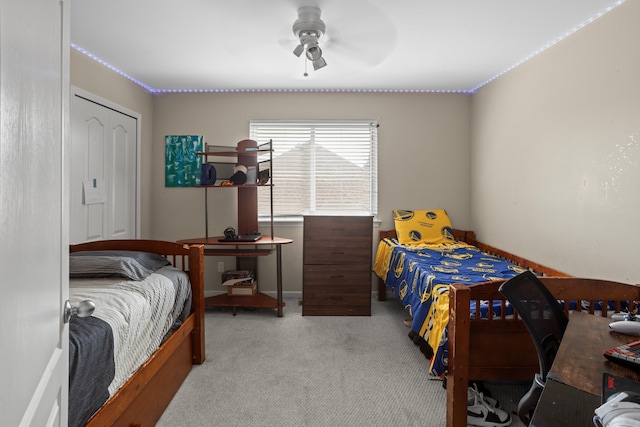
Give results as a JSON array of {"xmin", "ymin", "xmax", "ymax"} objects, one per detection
[
  {"xmin": 372, "ymin": 211, "xmax": 640, "ymax": 427},
  {"xmin": 373, "ymin": 236, "xmax": 526, "ymax": 376}
]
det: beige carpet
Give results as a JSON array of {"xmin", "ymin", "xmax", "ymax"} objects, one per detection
[{"xmin": 157, "ymin": 295, "xmax": 528, "ymax": 427}]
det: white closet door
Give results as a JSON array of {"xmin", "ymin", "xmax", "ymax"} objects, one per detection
[{"xmin": 70, "ymin": 94, "xmax": 138, "ymax": 243}]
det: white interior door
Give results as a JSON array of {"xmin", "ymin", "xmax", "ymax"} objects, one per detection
[
  {"xmin": 0, "ymin": 0, "xmax": 69, "ymax": 425},
  {"xmin": 70, "ymin": 92, "xmax": 139, "ymax": 243}
]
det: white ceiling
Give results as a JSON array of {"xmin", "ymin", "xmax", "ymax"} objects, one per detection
[{"xmin": 70, "ymin": 0, "xmax": 625, "ymax": 94}]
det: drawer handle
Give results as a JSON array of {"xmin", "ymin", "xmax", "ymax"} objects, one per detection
[
  {"xmin": 330, "ymin": 275, "xmax": 345, "ymax": 279},
  {"xmin": 331, "ymin": 251, "xmax": 344, "ymax": 255},
  {"xmin": 332, "ymin": 228, "xmax": 346, "ymax": 231}
]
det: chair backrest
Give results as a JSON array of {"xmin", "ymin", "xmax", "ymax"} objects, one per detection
[{"xmin": 499, "ymin": 271, "xmax": 569, "ymax": 381}]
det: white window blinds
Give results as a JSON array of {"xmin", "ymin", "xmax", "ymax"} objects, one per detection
[{"xmin": 250, "ymin": 120, "xmax": 378, "ymax": 218}]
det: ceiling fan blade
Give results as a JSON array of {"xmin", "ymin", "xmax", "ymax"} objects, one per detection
[
  {"xmin": 324, "ymin": 27, "xmax": 397, "ymax": 67},
  {"xmin": 318, "ymin": 0, "xmax": 398, "ymax": 67}
]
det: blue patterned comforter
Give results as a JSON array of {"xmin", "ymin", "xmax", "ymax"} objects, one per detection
[{"xmin": 373, "ymin": 238, "xmax": 526, "ymax": 376}]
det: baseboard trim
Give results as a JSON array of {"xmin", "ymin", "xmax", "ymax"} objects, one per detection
[{"xmin": 203, "ymin": 290, "xmax": 383, "ymax": 300}]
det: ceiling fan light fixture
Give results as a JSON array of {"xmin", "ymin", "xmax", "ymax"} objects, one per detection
[
  {"xmin": 312, "ymin": 57, "xmax": 327, "ymax": 71},
  {"xmin": 305, "ymin": 45, "xmax": 322, "ymax": 61},
  {"xmin": 293, "ymin": 44, "xmax": 305, "ymax": 57}
]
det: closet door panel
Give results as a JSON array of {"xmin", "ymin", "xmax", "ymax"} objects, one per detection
[
  {"xmin": 71, "ymin": 97, "xmax": 108, "ymax": 243},
  {"xmin": 108, "ymin": 111, "xmax": 136, "ymax": 239}
]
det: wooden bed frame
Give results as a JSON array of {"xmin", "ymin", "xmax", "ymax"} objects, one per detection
[
  {"xmin": 376, "ymin": 228, "xmax": 567, "ymax": 301},
  {"xmin": 376, "ymin": 229, "xmax": 640, "ymax": 427},
  {"xmin": 69, "ymin": 239, "xmax": 205, "ymax": 427}
]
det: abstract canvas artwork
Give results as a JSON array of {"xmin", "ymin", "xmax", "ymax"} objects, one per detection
[{"xmin": 165, "ymin": 135, "xmax": 203, "ymax": 187}]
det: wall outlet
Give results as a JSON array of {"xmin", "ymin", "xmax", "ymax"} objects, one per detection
[{"xmin": 217, "ymin": 261, "xmax": 225, "ymax": 273}]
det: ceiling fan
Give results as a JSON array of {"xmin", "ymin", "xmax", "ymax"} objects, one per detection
[
  {"xmin": 291, "ymin": 6, "xmax": 328, "ymax": 71},
  {"xmin": 278, "ymin": 1, "xmax": 398, "ymax": 78}
]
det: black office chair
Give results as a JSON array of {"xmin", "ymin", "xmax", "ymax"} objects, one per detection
[{"xmin": 498, "ymin": 271, "xmax": 568, "ymax": 425}]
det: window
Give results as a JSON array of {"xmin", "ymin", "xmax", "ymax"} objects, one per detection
[{"xmin": 250, "ymin": 120, "xmax": 378, "ymax": 219}]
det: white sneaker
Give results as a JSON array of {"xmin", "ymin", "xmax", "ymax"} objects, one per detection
[
  {"xmin": 467, "ymin": 388, "xmax": 511, "ymax": 427},
  {"xmin": 468, "ymin": 383, "xmax": 501, "ymax": 409}
]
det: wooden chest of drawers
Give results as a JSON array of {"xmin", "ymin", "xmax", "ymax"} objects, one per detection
[{"xmin": 302, "ymin": 215, "xmax": 373, "ymax": 316}]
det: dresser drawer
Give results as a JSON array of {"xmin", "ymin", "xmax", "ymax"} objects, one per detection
[
  {"xmin": 303, "ymin": 264, "xmax": 371, "ymax": 289},
  {"xmin": 302, "ymin": 265, "xmax": 371, "ymax": 316},
  {"xmin": 302, "ymin": 300, "xmax": 371, "ymax": 316},
  {"xmin": 304, "ymin": 241, "xmax": 372, "ymax": 265},
  {"xmin": 304, "ymin": 216, "xmax": 372, "ymax": 241}
]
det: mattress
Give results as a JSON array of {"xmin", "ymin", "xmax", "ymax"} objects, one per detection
[
  {"xmin": 373, "ymin": 238, "xmax": 525, "ymax": 376},
  {"xmin": 68, "ymin": 263, "xmax": 192, "ymax": 427}
]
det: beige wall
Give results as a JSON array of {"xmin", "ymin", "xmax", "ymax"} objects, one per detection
[
  {"xmin": 70, "ymin": 49, "xmax": 155, "ymax": 238},
  {"xmin": 471, "ymin": 1, "xmax": 640, "ymax": 283},
  {"xmin": 69, "ymin": 1, "xmax": 640, "ymax": 289},
  {"xmin": 152, "ymin": 92, "xmax": 471, "ymax": 293},
  {"xmin": 69, "ymin": 51, "xmax": 472, "ymax": 293}
]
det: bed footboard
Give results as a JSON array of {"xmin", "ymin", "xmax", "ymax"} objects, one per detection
[
  {"xmin": 447, "ymin": 282, "xmax": 536, "ymax": 427},
  {"xmin": 447, "ymin": 278, "xmax": 640, "ymax": 427}
]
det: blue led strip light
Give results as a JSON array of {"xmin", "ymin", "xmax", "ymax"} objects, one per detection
[
  {"xmin": 72, "ymin": 0, "xmax": 625, "ymax": 95},
  {"xmin": 71, "ymin": 43, "xmax": 158, "ymax": 93},
  {"xmin": 469, "ymin": 0, "xmax": 626, "ymax": 93},
  {"xmin": 71, "ymin": 43, "xmax": 472, "ymax": 94}
]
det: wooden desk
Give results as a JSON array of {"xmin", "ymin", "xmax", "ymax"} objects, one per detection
[
  {"xmin": 531, "ymin": 311, "xmax": 640, "ymax": 426},
  {"xmin": 177, "ymin": 236, "xmax": 293, "ymax": 317}
]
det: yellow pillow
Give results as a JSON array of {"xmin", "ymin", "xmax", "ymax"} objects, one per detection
[{"xmin": 393, "ymin": 209, "xmax": 455, "ymax": 245}]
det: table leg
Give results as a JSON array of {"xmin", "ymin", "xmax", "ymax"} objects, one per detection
[{"xmin": 277, "ymin": 245, "xmax": 283, "ymax": 317}]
